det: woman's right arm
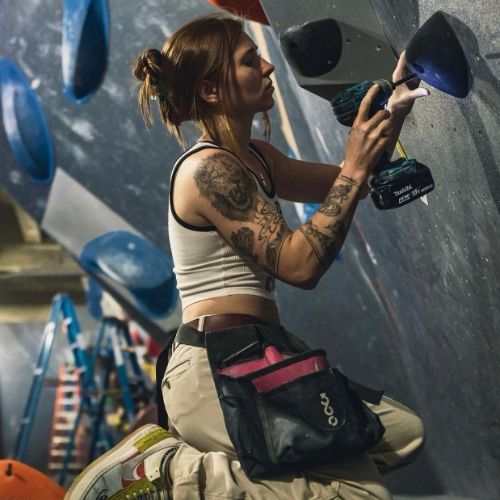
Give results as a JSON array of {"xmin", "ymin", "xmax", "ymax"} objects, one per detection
[{"xmin": 178, "ymin": 86, "xmax": 392, "ymax": 289}]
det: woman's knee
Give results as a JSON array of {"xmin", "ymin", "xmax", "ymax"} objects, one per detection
[{"xmin": 368, "ymin": 396, "xmax": 426, "ymax": 471}]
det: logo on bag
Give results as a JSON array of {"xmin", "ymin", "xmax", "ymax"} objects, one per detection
[{"xmin": 320, "ymin": 392, "xmax": 339, "ymax": 427}]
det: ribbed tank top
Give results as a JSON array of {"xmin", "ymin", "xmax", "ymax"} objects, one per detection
[{"xmin": 168, "ymin": 140, "xmax": 282, "ymax": 310}]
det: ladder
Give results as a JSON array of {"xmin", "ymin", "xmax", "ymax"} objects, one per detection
[
  {"xmin": 13, "ymin": 295, "xmax": 150, "ymax": 485},
  {"xmin": 13, "ymin": 294, "xmax": 91, "ymax": 463}
]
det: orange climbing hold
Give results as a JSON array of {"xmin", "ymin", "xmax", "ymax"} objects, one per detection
[
  {"xmin": 0, "ymin": 460, "xmax": 65, "ymax": 499},
  {"xmin": 207, "ymin": 0, "xmax": 270, "ymax": 24}
]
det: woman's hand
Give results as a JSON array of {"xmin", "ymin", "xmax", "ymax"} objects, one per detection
[
  {"xmin": 386, "ymin": 51, "xmax": 429, "ymax": 117},
  {"xmin": 342, "ymin": 84, "xmax": 393, "ymax": 180}
]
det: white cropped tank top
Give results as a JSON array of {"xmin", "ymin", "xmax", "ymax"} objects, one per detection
[{"xmin": 168, "ymin": 140, "xmax": 282, "ymax": 310}]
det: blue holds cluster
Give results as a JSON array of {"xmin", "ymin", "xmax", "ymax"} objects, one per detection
[{"xmin": 0, "ymin": 1, "xmax": 111, "ymax": 184}]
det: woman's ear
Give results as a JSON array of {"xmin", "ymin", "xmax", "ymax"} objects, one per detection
[{"xmin": 198, "ymin": 79, "xmax": 218, "ymax": 104}]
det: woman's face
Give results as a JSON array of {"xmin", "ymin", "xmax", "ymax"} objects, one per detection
[{"xmin": 225, "ymin": 33, "xmax": 275, "ymax": 116}]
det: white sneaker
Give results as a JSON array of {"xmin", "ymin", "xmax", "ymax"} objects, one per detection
[{"xmin": 65, "ymin": 424, "xmax": 181, "ymax": 499}]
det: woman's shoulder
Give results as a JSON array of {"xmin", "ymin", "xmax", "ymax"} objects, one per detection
[
  {"xmin": 249, "ymin": 138, "xmax": 276, "ymax": 156},
  {"xmin": 174, "ymin": 146, "xmax": 245, "ymax": 188}
]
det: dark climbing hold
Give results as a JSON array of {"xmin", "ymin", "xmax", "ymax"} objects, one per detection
[
  {"xmin": 62, "ymin": 0, "xmax": 110, "ymax": 104},
  {"xmin": 280, "ymin": 19, "xmax": 343, "ymax": 78},
  {"xmin": 0, "ymin": 59, "xmax": 55, "ymax": 184},
  {"xmin": 406, "ymin": 11, "xmax": 472, "ymax": 98},
  {"xmin": 80, "ymin": 231, "xmax": 178, "ymax": 319}
]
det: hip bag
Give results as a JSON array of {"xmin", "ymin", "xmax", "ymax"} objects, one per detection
[
  {"xmin": 160, "ymin": 323, "xmax": 385, "ymax": 479},
  {"xmin": 157, "ymin": 325, "xmax": 385, "ymax": 479}
]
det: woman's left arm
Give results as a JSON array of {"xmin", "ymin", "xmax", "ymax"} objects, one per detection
[
  {"xmin": 254, "ymin": 53, "xmax": 429, "ymax": 204},
  {"xmin": 251, "ymin": 139, "xmax": 343, "ymax": 203}
]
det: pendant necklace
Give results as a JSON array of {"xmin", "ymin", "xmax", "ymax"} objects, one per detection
[{"xmin": 247, "ymin": 166, "xmax": 269, "ymax": 192}]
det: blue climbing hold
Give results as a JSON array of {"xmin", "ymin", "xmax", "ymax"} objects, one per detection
[
  {"xmin": 80, "ymin": 231, "xmax": 178, "ymax": 319},
  {"xmin": 0, "ymin": 58, "xmax": 55, "ymax": 185},
  {"xmin": 85, "ymin": 276, "xmax": 103, "ymax": 320},
  {"xmin": 294, "ymin": 202, "xmax": 320, "ymax": 224},
  {"xmin": 62, "ymin": 0, "xmax": 110, "ymax": 104},
  {"xmin": 406, "ymin": 11, "xmax": 472, "ymax": 98}
]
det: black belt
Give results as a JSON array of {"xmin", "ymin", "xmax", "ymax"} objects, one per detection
[
  {"xmin": 175, "ymin": 324, "xmax": 206, "ymax": 348},
  {"xmin": 186, "ymin": 313, "xmax": 268, "ymax": 332},
  {"xmin": 177, "ymin": 314, "xmax": 268, "ymax": 348}
]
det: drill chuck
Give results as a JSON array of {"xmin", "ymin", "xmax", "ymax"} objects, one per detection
[{"xmin": 331, "ymin": 79, "xmax": 393, "ymax": 126}]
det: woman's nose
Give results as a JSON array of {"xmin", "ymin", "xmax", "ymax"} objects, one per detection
[{"xmin": 262, "ymin": 58, "xmax": 275, "ymax": 76}]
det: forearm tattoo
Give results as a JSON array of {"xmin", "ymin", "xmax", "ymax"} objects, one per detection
[
  {"xmin": 194, "ymin": 153, "xmax": 291, "ymax": 273},
  {"xmin": 338, "ymin": 173, "xmax": 361, "ymax": 187},
  {"xmin": 299, "ymin": 183, "xmax": 352, "ymax": 268},
  {"xmin": 318, "ymin": 184, "xmax": 352, "ymax": 217}
]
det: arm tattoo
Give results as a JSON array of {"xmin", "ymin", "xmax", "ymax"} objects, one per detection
[
  {"xmin": 338, "ymin": 173, "xmax": 361, "ymax": 187},
  {"xmin": 231, "ymin": 227, "xmax": 256, "ymax": 261},
  {"xmin": 299, "ymin": 220, "xmax": 346, "ymax": 268},
  {"xmin": 318, "ymin": 184, "xmax": 352, "ymax": 217},
  {"xmin": 300, "ymin": 183, "xmax": 352, "ymax": 267},
  {"xmin": 229, "ymin": 200, "xmax": 291, "ymax": 273},
  {"xmin": 255, "ymin": 200, "xmax": 290, "ymax": 271},
  {"xmin": 194, "ymin": 152, "xmax": 257, "ymax": 221},
  {"xmin": 195, "ymin": 152, "xmax": 291, "ymax": 273}
]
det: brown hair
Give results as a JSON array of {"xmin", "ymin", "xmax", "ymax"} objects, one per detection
[{"xmin": 132, "ymin": 13, "xmax": 271, "ymax": 151}]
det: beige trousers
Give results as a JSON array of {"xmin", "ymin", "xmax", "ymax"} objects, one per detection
[{"xmin": 162, "ymin": 343, "xmax": 425, "ymax": 499}]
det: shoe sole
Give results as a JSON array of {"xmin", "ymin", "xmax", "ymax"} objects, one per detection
[{"xmin": 65, "ymin": 424, "xmax": 174, "ymax": 499}]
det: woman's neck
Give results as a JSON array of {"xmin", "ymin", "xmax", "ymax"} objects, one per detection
[
  {"xmin": 229, "ymin": 115, "xmax": 252, "ymax": 154},
  {"xmin": 200, "ymin": 115, "xmax": 253, "ymax": 157}
]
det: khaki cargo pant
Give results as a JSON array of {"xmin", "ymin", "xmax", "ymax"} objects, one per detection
[{"xmin": 162, "ymin": 342, "xmax": 425, "ymax": 499}]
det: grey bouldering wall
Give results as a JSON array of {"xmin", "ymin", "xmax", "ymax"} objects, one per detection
[
  {"xmin": 260, "ymin": 0, "xmax": 500, "ymax": 497},
  {"xmin": 0, "ymin": 0, "xmax": 499, "ymax": 497}
]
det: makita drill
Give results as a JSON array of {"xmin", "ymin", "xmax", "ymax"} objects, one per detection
[{"xmin": 331, "ymin": 77, "xmax": 434, "ymax": 210}]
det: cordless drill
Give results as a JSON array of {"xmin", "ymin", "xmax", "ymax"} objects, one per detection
[{"xmin": 331, "ymin": 78, "xmax": 434, "ymax": 210}]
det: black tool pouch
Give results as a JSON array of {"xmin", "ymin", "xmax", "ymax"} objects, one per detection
[{"xmin": 205, "ymin": 324, "xmax": 385, "ymax": 479}]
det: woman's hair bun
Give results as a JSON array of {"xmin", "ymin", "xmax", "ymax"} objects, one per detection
[{"xmin": 133, "ymin": 48, "xmax": 165, "ymax": 82}]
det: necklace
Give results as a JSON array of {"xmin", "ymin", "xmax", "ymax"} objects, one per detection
[{"xmin": 245, "ymin": 164, "xmax": 269, "ymax": 192}]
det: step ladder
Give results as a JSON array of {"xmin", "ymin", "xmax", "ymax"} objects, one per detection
[
  {"xmin": 47, "ymin": 364, "xmax": 87, "ymax": 476},
  {"xmin": 13, "ymin": 294, "xmax": 92, "ymax": 463},
  {"xmin": 13, "ymin": 294, "xmax": 97, "ymax": 485}
]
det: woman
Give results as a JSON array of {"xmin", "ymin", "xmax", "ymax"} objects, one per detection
[{"xmin": 67, "ymin": 13, "xmax": 428, "ymax": 500}]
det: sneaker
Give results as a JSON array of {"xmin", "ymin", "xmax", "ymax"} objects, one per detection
[{"xmin": 65, "ymin": 424, "xmax": 181, "ymax": 499}]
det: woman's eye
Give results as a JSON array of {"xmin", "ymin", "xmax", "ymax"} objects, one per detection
[{"xmin": 244, "ymin": 52, "xmax": 261, "ymax": 66}]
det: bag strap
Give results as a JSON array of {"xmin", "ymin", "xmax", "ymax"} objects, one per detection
[
  {"xmin": 347, "ymin": 378, "xmax": 384, "ymax": 405},
  {"xmin": 156, "ymin": 328, "xmax": 178, "ymax": 430}
]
